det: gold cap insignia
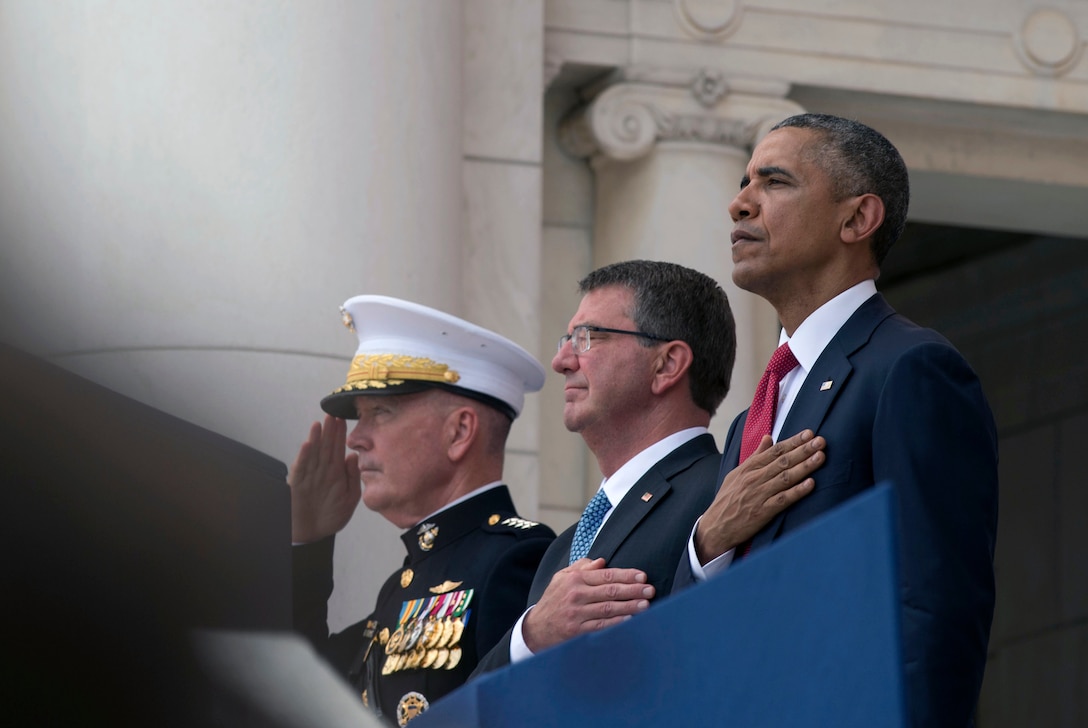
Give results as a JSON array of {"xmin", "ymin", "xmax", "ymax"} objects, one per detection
[
  {"xmin": 340, "ymin": 305, "xmax": 356, "ymax": 333},
  {"xmin": 332, "ymin": 354, "xmax": 460, "ymax": 394}
]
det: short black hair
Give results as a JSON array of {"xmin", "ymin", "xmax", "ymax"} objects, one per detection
[
  {"xmin": 578, "ymin": 260, "xmax": 735, "ymax": 416},
  {"xmin": 771, "ymin": 113, "xmax": 910, "ymax": 267}
]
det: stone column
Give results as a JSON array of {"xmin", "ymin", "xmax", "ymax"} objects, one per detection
[
  {"xmin": 0, "ymin": 0, "xmax": 464, "ymax": 632},
  {"xmin": 559, "ymin": 68, "xmax": 804, "ymax": 437}
]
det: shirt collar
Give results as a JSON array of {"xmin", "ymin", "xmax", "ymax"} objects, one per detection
[
  {"xmin": 781, "ymin": 280, "xmax": 877, "ymax": 371},
  {"xmin": 599, "ymin": 427, "xmax": 707, "ymax": 506},
  {"xmin": 415, "ymin": 481, "xmax": 504, "ymax": 524}
]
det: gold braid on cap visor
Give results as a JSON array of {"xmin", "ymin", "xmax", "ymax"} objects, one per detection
[{"xmin": 331, "ymin": 353, "xmax": 461, "ymax": 392}]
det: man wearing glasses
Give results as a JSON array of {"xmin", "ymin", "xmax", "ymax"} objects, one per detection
[{"xmin": 473, "ymin": 259, "xmax": 824, "ymax": 674}]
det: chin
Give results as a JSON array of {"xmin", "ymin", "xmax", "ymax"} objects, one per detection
[
  {"xmin": 730, "ymin": 265, "xmax": 761, "ymax": 294},
  {"xmin": 562, "ymin": 411, "xmax": 586, "ymax": 434}
]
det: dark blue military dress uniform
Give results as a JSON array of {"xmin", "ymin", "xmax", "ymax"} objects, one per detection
[{"xmin": 294, "ymin": 485, "xmax": 554, "ymax": 726}]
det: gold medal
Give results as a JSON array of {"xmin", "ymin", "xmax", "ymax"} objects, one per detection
[
  {"xmin": 387, "ymin": 627, "xmax": 404, "ymax": 654},
  {"xmin": 436, "ymin": 617, "xmax": 453, "ymax": 648},
  {"xmin": 448, "ymin": 617, "xmax": 464, "ymax": 647},
  {"xmin": 445, "ymin": 646, "xmax": 462, "ymax": 670},
  {"xmin": 422, "ymin": 648, "xmax": 437, "ymax": 669},
  {"xmin": 379, "ymin": 627, "xmax": 390, "ymax": 645},
  {"xmin": 421, "ymin": 619, "xmax": 437, "ymax": 649},
  {"xmin": 432, "ymin": 647, "xmax": 449, "ymax": 670},
  {"xmin": 400, "ymin": 621, "xmax": 415, "ymax": 652}
]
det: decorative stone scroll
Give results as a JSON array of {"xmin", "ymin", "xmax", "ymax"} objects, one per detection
[{"xmin": 558, "ymin": 67, "xmax": 803, "ymax": 162}]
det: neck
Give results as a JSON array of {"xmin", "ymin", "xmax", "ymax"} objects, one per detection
[
  {"xmin": 584, "ymin": 402, "xmax": 708, "ymax": 478},
  {"xmin": 390, "ymin": 458, "xmax": 503, "ymax": 529},
  {"xmin": 772, "ymin": 273, "xmax": 873, "ymax": 335}
]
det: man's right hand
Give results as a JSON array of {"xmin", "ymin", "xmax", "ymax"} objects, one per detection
[
  {"xmin": 288, "ymin": 415, "xmax": 361, "ymax": 544},
  {"xmin": 694, "ymin": 429, "xmax": 825, "ymax": 564},
  {"xmin": 521, "ymin": 558, "xmax": 654, "ymax": 653}
]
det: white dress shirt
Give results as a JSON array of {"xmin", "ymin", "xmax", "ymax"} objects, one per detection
[
  {"xmin": 687, "ymin": 280, "xmax": 878, "ymax": 579},
  {"xmin": 509, "ymin": 427, "xmax": 709, "ymax": 663}
]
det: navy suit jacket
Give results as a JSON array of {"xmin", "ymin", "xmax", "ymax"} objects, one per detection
[
  {"xmin": 676, "ymin": 293, "xmax": 998, "ymax": 728},
  {"xmin": 472, "ymin": 433, "xmax": 720, "ymax": 676}
]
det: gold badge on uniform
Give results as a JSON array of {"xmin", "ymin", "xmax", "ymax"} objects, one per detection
[
  {"xmin": 429, "ymin": 580, "xmax": 462, "ymax": 594},
  {"xmin": 417, "ymin": 523, "xmax": 439, "ymax": 551},
  {"xmin": 400, "ymin": 568, "xmax": 414, "ymax": 588},
  {"xmin": 397, "ymin": 691, "xmax": 429, "ymax": 725}
]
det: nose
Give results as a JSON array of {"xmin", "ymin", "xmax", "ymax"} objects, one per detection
[
  {"xmin": 728, "ymin": 186, "xmax": 754, "ymax": 222},
  {"xmin": 345, "ymin": 419, "xmax": 372, "ymax": 451},
  {"xmin": 552, "ymin": 338, "xmax": 579, "ymax": 374}
]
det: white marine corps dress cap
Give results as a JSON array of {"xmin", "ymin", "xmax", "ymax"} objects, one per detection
[{"xmin": 321, "ymin": 295, "xmax": 546, "ymax": 421}]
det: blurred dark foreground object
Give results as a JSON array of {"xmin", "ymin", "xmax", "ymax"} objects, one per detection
[{"xmin": 0, "ymin": 342, "xmax": 319, "ymax": 725}]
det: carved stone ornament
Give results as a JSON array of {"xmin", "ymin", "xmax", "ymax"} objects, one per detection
[
  {"xmin": 673, "ymin": 0, "xmax": 743, "ymax": 42},
  {"xmin": 1014, "ymin": 8, "xmax": 1083, "ymax": 77},
  {"xmin": 557, "ymin": 73, "xmax": 802, "ymax": 163},
  {"xmin": 692, "ymin": 68, "xmax": 730, "ymax": 108}
]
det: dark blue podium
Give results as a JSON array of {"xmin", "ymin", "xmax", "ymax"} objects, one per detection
[{"xmin": 416, "ymin": 484, "xmax": 905, "ymax": 727}]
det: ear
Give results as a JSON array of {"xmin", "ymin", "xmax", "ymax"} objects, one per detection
[
  {"xmin": 650, "ymin": 340, "xmax": 694, "ymax": 396},
  {"xmin": 840, "ymin": 193, "xmax": 885, "ymax": 245},
  {"xmin": 445, "ymin": 406, "xmax": 478, "ymax": 462}
]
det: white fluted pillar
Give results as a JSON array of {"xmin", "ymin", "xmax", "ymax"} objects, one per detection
[
  {"xmin": 0, "ymin": 0, "xmax": 464, "ymax": 631},
  {"xmin": 559, "ymin": 69, "xmax": 804, "ymax": 435}
]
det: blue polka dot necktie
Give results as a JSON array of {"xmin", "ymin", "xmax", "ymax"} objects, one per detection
[{"xmin": 569, "ymin": 489, "xmax": 612, "ymax": 564}]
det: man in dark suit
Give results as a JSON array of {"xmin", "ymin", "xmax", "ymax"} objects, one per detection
[
  {"xmin": 679, "ymin": 114, "xmax": 999, "ymax": 728},
  {"xmin": 290, "ymin": 295, "xmax": 556, "ymax": 726},
  {"xmin": 473, "ymin": 259, "xmax": 825, "ymax": 675}
]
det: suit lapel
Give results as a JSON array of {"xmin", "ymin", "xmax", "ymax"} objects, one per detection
[
  {"xmin": 751, "ymin": 294, "xmax": 896, "ymax": 548},
  {"xmin": 586, "ymin": 434, "xmax": 716, "ymax": 562}
]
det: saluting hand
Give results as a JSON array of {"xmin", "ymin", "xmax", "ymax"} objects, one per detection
[{"xmin": 288, "ymin": 415, "xmax": 361, "ymax": 543}]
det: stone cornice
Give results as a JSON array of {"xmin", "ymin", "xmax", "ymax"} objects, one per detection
[
  {"xmin": 545, "ymin": 0, "xmax": 1088, "ymax": 114},
  {"xmin": 558, "ymin": 67, "xmax": 803, "ymax": 161}
]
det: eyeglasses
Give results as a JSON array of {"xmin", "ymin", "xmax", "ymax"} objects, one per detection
[{"xmin": 557, "ymin": 325, "xmax": 672, "ymax": 354}]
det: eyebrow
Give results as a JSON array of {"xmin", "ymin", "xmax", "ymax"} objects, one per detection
[{"xmin": 739, "ymin": 165, "xmax": 797, "ymax": 190}]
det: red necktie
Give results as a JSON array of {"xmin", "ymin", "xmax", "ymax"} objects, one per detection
[
  {"xmin": 739, "ymin": 342, "xmax": 799, "ymax": 463},
  {"xmin": 737, "ymin": 342, "xmax": 798, "ymax": 558}
]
